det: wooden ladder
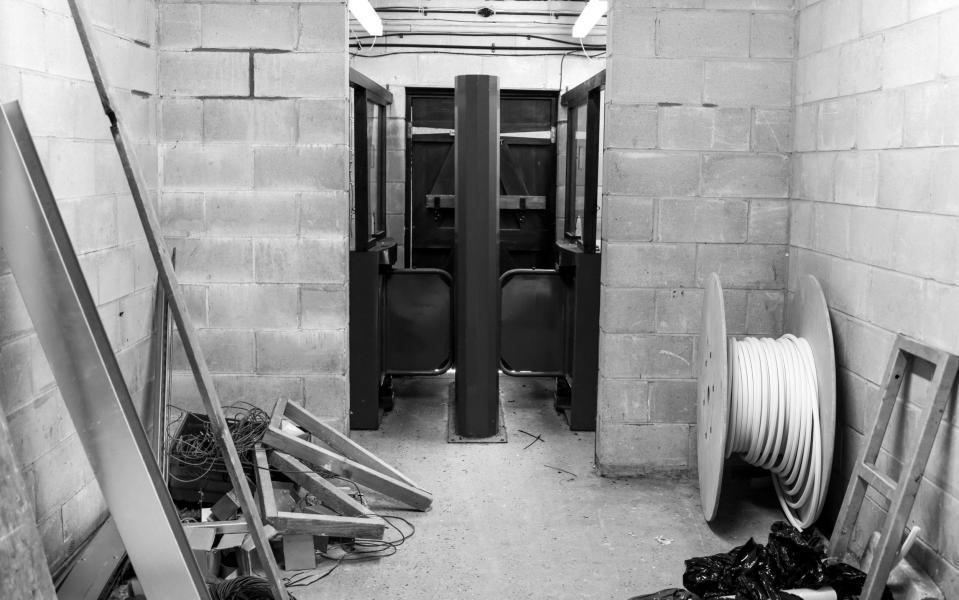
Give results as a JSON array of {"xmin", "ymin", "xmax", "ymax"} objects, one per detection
[{"xmin": 829, "ymin": 335, "xmax": 958, "ymax": 600}]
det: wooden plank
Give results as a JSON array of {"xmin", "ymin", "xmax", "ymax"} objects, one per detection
[
  {"xmin": 284, "ymin": 402, "xmax": 422, "ymax": 490},
  {"xmin": 63, "ymin": 3, "xmax": 288, "ymax": 598},
  {"xmin": 560, "ymin": 69, "xmax": 605, "ymax": 107},
  {"xmin": 270, "ymin": 398, "xmax": 288, "ymax": 431},
  {"xmin": 183, "ymin": 521, "xmax": 248, "ymax": 536},
  {"xmin": 270, "ymin": 512, "xmax": 386, "ymax": 539},
  {"xmin": 262, "ymin": 426, "xmax": 433, "ymax": 511},
  {"xmin": 254, "ymin": 447, "xmax": 278, "ymax": 520},
  {"xmin": 269, "ymin": 452, "xmax": 373, "ymax": 517}
]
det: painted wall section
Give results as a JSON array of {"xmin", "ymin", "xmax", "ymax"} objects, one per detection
[
  {"xmin": 0, "ymin": 0, "xmax": 159, "ymax": 571},
  {"xmin": 598, "ymin": 0, "xmax": 794, "ymax": 476},
  {"xmin": 157, "ymin": 1, "xmax": 352, "ymax": 430},
  {"xmin": 790, "ymin": 0, "xmax": 959, "ymax": 595}
]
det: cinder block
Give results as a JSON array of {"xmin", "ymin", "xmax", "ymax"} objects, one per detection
[
  {"xmin": 254, "ymin": 53, "xmax": 345, "ymax": 98},
  {"xmin": 834, "ymin": 151, "xmax": 879, "ymax": 206},
  {"xmin": 747, "ymin": 199, "xmax": 788, "ymax": 243},
  {"xmin": 922, "ymin": 281, "xmax": 959, "ymax": 356},
  {"xmin": 601, "ymin": 334, "xmax": 695, "ymax": 379},
  {"xmin": 800, "ymin": 47, "xmax": 840, "ymax": 103},
  {"xmin": 657, "ymin": 11, "xmax": 750, "ymax": 58},
  {"xmin": 256, "ymin": 330, "xmax": 347, "ymax": 375},
  {"xmin": 604, "ymin": 105, "xmax": 657, "ymax": 150},
  {"xmin": 20, "ymin": 73, "xmax": 77, "ymax": 138},
  {"xmin": 930, "ymin": 148, "xmax": 959, "ymax": 216},
  {"xmin": 893, "ymin": 212, "xmax": 957, "ymax": 284},
  {"xmin": 207, "ymin": 284, "xmax": 299, "ymax": 329},
  {"xmin": 95, "ymin": 247, "xmax": 136, "ymax": 304},
  {"xmin": 600, "ymin": 288, "xmax": 655, "ymax": 333},
  {"xmin": 839, "ymin": 35, "xmax": 882, "ymax": 96},
  {"xmin": 206, "ymin": 375, "xmax": 305, "ymax": 412},
  {"xmin": 817, "ymin": 97, "xmax": 857, "ymax": 151},
  {"xmin": 44, "ymin": 139, "xmax": 96, "ymax": 200},
  {"xmin": 298, "ymin": 99, "xmax": 348, "ymax": 145},
  {"xmin": 821, "ymin": 256, "xmax": 870, "ymax": 317},
  {"xmin": 300, "ymin": 191, "xmax": 350, "ymax": 237},
  {"xmin": 303, "ymin": 376, "xmax": 349, "ymax": 424},
  {"xmin": 603, "ymin": 243, "xmax": 697, "ymax": 287},
  {"xmin": 94, "ymin": 143, "xmax": 128, "ymax": 196},
  {"xmin": 65, "ymin": 195, "xmax": 118, "ymax": 254},
  {"xmin": 160, "ymin": 99, "xmax": 202, "ymax": 142},
  {"xmin": 793, "ymin": 103, "xmax": 817, "ymax": 152},
  {"xmin": 752, "ymin": 108, "xmax": 791, "ymax": 152},
  {"xmin": 861, "ymin": 0, "xmax": 908, "ymax": 34},
  {"xmin": 163, "ymin": 144, "xmax": 254, "ymax": 190},
  {"xmin": 659, "ymin": 107, "xmax": 750, "ymax": 151},
  {"xmin": 877, "ymin": 149, "xmax": 933, "ymax": 212},
  {"xmin": 705, "ymin": 0, "xmax": 793, "ymax": 8},
  {"xmin": 169, "ymin": 238, "xmax": 254, "ymax": 284},
  {"xmin": 602, "ymin": 197, "xmax": 654, "ymax": 242},
  {"xmin": 789, "ymin": 201, "xmax": 814, "ymax": 248},
  {"xmin": 605, "ymin": 151, "xmax": 700, "ymax": 197},
  {"xmin": 203, "ymin": 99, "xmax": 296, "ymax": 144},
  {"xmin": 172, "ymin": 328, "xmax": 255, "ymax": 373},
  {"xmin": 301, "ymin": 286, "xmax": 348, "ymax": 330},
  {"xmin": 832, "ymin": 311, "xmax": 897, "ymax": 385},
  {"xmin": 812, "ymin": 202, "xmax": 851, "ymax": 257},
  {"xmin": 696, "ymin": 244, "xmax": 786, "ymax": 289},
  {"xmin": 751, "ymin": 13, "xmax": 795, "ymax": 59},
  {"xmin": 607, "ymin": 57, "xmax": 703, "ymax": 104},
  {"xmin": 159, "ymin": 4, "xmax": 200, "ymax": 49},
  {"xmin": 179, "ymin": 285, "xmax": 209, "ymax": 327},
  {"xmin": 201, "ymin": 5, "xmax": 296, "ymax": 50},
  {"xmin": 0, "ymin": 336, "xmax": 33, "ymax": 414},
  {"xmin": 942, "ymin": 9, "xmax": 959, "ymax": 78},
  {"xmin": 648, "ymin": 380, "xmax": 696, "ymax": 423},
  {"xmin": 704, "ymin": 60, "xmax": 791, "ymax": 107},
  {"xmin": 882, "ymin": 18, "xmax": 939, "ymax": 89},
  {"xmin": 797, "ymin": 1, "xmax": 823, "ymax": 57},
  {"xmin": 599, "ymin": 377, "xmax": 650, "ymax": 424},
  {"xmin": 657, "ymin": 197, "xmax": 748, "ymax": 243},
  {"xmin": 745, "ymin": 290, "xmax": 784, "ymax": 335},
  {"xmin": 298, "ymin": 3, "xmax": 347, "ymax": 52},
  {"xmin": 903, "ymin": 82, "xmax": 946, "ymax": 147},
  {"xmin": 206, "ymin": 192, "xmax": 299, "ymax": 237},
  {"xmin": 253, "ymin": 146, "xmax": 347, "ymax": 191},
  {"xmin": 7, "ymin": 390, "xmax": 72, "ymax": 468},
  {"xmin": 821, "ymin": 0, "xmax": 861, "ymax": 49},
  {"xmin": 654, "ymin": 288, "xmax": 703, "ymax": 334},
  {"xmin": 702, "ymin": 153, "xmax": 789, "ymax": 198},
  {"xmin": 32, "ymin": 435, "xmax": 91, "ymax": 517},
  {"xmin": 865, "ymin": 268, "xmax": 925, "ymax": 338},
  {"xmin": 608, "ymin": 6, "xmax": 656, "ymax": 57},
  {"xmin": 61, "ymin": 483, "xmax": 107, "ymax": 551},
  {"xmin": 159, "ymin": 51, "xmax": 249, "ymax": 97},
  {"xmin": 856, "ymin": 91, "xmax": 903, "ymax": 150},
  {"xmin": 159, "ymin": 192, "xmax": 204, "ymax": 235},
  {"xmin": 596, "ymin": 422, "xmax": 691, "ymax": 474},
  {"xmin": 0, "ymin": 1, "xmax": 46, "ymax": 72},
  {"xmin": 793, "ymin": 152, "xmax": 836, "ymax": 202},
  {"xmin": 254, "ymin": 239, "xmax": 347, "ymax": 284}
]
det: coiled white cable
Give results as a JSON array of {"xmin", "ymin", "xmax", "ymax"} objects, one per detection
[{"xmin": 728, "ymin": 334, "xmax": 825, "ymax": 529}]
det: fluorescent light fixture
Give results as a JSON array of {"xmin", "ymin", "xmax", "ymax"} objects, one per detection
[
  {"xmin": 572, "ymin": 0, "xmax": 608, "ymax": 39},
  {"xmin": 348, "ymin": 0, "xmax": 384, "ymax": 36}
]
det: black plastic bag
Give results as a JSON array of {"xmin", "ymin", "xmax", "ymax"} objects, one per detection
[{"xmin": 682, "ymin": 521, "xmax": 870, "ymax": 600}]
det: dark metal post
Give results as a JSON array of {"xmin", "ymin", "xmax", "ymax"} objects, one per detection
[{"xmin": 454, "ymin": 75, "xmax": 500, "ymax": 438}]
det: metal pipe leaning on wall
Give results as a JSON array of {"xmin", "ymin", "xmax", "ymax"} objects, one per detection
[{"xmin": 697, "ymin": 273, "xmax": 837, "ymax": 530}]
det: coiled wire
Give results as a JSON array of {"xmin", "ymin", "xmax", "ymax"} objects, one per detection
[{"xmin": 728, "ymin": 334, "xmax": 825, "ymax": 529}]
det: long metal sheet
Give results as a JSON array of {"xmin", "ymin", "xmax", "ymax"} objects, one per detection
[
  {"xmin": 0, "ymin": 102, "xmax": 209, "ymax": 600},
  {"xmin": 63, "ymin": 0, "xmax": 288, "ymax": 595}
]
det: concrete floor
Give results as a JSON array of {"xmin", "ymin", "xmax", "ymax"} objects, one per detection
[{"xmin": 296, "ymin": 376, "xmax": 781, "ymax": 600}]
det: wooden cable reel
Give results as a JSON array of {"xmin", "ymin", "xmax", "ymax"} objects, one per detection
[{"xmin": 698, "ymin": 273, "xmax": 836, "ymax": 529}]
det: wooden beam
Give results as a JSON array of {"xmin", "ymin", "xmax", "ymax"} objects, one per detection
[
  {"xmin": 183, "ymin": 521, "xmax": 248, "ymax": 536},
  {"xmin": 283, "ymin": 402, "xmax": 422, "ymax": 489},
  {"xmin": 254, "ymin": 447, "xmax": 279, "ymax": 521},
  {"xmin": 262, "ymin": 426, "xmax": 433, "ymax": 511},
  {"xmin": 63, "ymin": 2, "xmax": 288, "ymax": 597},
  {"xmin": 270, "ymin": 513, "xmax": 386, "ymax": 539},
  {"xmin": 269, "ymin": 452, "xmax": 373, "ymax": 518}
]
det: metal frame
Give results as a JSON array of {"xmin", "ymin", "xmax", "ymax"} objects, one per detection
[
  {"xmin": 0, "ymin": 101, "xmax": 209, "ymax": 600},
  {"xmin": 63, "ymin": 2, "xmax": 289, "ymax": 596},
  {"xmin": 453, "ymin": 75, "xmax": 501, "ymax": 439},
  {"xmin": 351, "ymin": 67, "xmax": 391, "ymax": 250},
  {"xmin": 561, "ymin": 70, "xmax": 605, "ymax": 253}
]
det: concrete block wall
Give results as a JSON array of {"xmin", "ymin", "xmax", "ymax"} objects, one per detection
[
  {"xmin": 598, "ymin": 0, "xmax": 793, "ymax": 475},
  {"xmin": 791, "ymin": 0, "xmax": 959, "ymax": 594},
  {"xmin": 0, "ymin": 0, "xmax": 159, "ymax": 570},
  {"xmin": 157, "ymin": 1, "xmax": 352, "ymax": 429}
]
